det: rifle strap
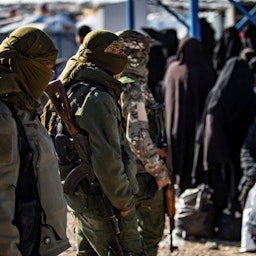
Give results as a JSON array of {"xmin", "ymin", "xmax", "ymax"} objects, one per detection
[
  {"xmin": 7, "ymin": 104, "xmax": 31, "ymax": 174},
  {"xmin": 7, "ymin": 104, "xmax": 44, "ymax": 216},
  {"xmin": 7, "ymin": 104, "xmax": 44, "ymax": 255}
]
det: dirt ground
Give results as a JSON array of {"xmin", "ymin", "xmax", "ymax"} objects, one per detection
[{"xmin": 59, "ymin": 212, "xmax": 255, "ymax": 256}]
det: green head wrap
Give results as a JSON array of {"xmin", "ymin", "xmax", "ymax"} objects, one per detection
[
  {"xmin": 59, "ymin": 29, "xmax": 127, "ymax": 85},
  {"xmin": 0, "ymin": 26, "xmax": 58, "ymax": 99}
]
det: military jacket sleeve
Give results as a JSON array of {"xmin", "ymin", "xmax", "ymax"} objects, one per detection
[
  {"xmin": 74, "ymin": 88, "xmax": 136, "ymax": 211},
  {"xmin": 0, "ymin": 102, "xmax": 22, "ymax": 256},
  {"xmin": 120, "ymin": 80, "xmax": 169, "ymax": 181},
  {"xmin": 0, "ymin": 101, "xmax": 70, "ymax": 256}
]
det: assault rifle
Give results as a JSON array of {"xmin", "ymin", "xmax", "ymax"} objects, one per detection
[
  {"xmin": 45, "ymin": 79, "xmax": 126, "ymax": 256},
  {"xmin": 148, "ymin": 104, "xmax": 177, "ymax": 253}
]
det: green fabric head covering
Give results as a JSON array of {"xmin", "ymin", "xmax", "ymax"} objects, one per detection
[
  {"xmin": 0, "ymin": 26, "xmax": 58, "ymax": 99},
  {"xmin": 59, "ymin": 30, "xmax": 127, "ymax": 86}
]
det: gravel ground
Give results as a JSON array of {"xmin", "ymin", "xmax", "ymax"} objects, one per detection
[{"xmin": 59, "ymin": 212, "xmax": 255, "ymax": 256}]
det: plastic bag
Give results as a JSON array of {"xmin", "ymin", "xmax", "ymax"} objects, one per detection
[
  {"xmin": 174, "ymin": 183, "xmax": 215, "ymax": 238},
  {"xmin": 240, "ymin": 183, "xmax": 256, "ymax": 253}
]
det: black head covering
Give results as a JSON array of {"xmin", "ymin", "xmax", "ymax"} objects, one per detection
[{"xmin": 212, "ymin": 26, "xmax": 242, "ymax": 72}]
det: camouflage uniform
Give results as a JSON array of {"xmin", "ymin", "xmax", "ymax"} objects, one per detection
[{"xmin": 118, "ymin": 30, "xmax": 170, "ymax": 256}]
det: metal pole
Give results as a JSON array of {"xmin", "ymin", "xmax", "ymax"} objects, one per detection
[
  {"xmin": 189, "ymin": 0, "xmax": 201, "ymax": 40},
  {"xmin": 228, "ymin": 0, "xmax": 256, "ymax": 28},
  {"xmin": 236, "ymin": 5, "xmax": 256, "ymax": 30},
  {"xmin": 156, "ymin": 0, "xmax": 189, "ymax": 29},
  {"xmin": 127, "ymin": 0, "xmax": 134, "ymax": 29}
]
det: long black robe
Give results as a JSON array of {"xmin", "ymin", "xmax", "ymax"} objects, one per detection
[
  {"xmin": 195, "ymin": 57, "xmax": 256, "ymax": 213},
  {"xmin": 164, "ymin": 36, "xmax": 216, "ymax": 194}
]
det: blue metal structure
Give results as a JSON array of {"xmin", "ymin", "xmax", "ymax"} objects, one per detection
[
  {"xmin": 189, "ymin": 0, "xmax": 201, "ymax": 40},
  {"xmin": 126, "ymin": 0, "xmax": 256, "ymax": 40},
  {"xmin": 156, "ymin": 0, "xmax": 189, "ymax": 29},
  {"xmin": 126, "ymin": 0, "xmax": 135, "ymax": 29},
  {"xmin": 154, "ymin": 0, "xmax": 200, "ymax": 40},
  {"xmin": 236, "ymin": 5, "xmax": 256, "ymax": 30},
  {"xmin": 229, "ymin": 0, "xmax": 256, "ymax": 27}
]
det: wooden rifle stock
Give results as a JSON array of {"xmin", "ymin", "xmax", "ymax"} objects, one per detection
[
  {"xmin": 163, "ymin": 147, "xmax": 177, "ymax": 253},
  {"xmin": 45, "ymin": 79, "xmax": 125, "ymax": 256},
  {"xmin": 165, "ymin": 183, "xmax": 176, "ymax": 253},
  {"xmin": 46, "ymin": 79, "xmax": 78, "ymax": 136},
  {"xmin": 150, "ymin": 103, "xmax": 177, "ymax": 253}
]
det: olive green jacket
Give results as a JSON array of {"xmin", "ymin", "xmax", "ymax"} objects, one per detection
[
  {"xmin": 61, "ymin": 66, "xmax": 138, "ymax": 213},
  {"xmin": 0, "ymin": 72, "xmax": 69, "ymax": 255}
]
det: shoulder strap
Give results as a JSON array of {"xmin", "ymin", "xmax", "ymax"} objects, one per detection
[
  {"xmin": 7, "ymin": 104, "xmax": 42, "ymax": 255},
  {"xmin": 7, "ymin": 104, "xmax": 32, "ymax": 175}
]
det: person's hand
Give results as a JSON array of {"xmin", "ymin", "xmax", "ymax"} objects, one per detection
[
  {"xmin": 158, "ymin": 148, "xmax": 166, "ymax": 159},
  {"xmin": 156, "ymin": 177, "xmax": 171, "ymax": 190}
]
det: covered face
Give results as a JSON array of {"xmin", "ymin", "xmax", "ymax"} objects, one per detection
[
  {"xmin": 116, "ymin": 29, "xmax": 152, "ymax": 78},
  {"xmin": 0, "ymin": 26, "xmax": 58, "ymax": 99},
  {"xmin": 79, "ymin": 29, "xmax": 128, "ymax": 75}
]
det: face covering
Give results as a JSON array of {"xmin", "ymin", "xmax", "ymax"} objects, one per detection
[{"xmin": 0, "ymin": 26, "xmax": 58, "ymax": 99}]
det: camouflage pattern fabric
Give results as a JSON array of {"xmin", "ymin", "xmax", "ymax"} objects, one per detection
[{"xmin": 120, "ymin": 77, "xmax": 169, "ymax": 182}]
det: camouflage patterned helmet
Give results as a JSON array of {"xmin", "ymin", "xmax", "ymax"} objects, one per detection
[{"xmin": 116, "ymin": 29, "xmax": 153, "ymax": 55}]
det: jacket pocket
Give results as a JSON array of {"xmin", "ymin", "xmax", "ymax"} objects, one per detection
[{"xmin": 39, "ymin": 224, "xmax": 70, "ymax": 256}]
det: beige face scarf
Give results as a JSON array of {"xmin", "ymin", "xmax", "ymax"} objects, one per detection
[{"xmin": 0, "ymin": 26, "xmax": 58, "ymax": 99}]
